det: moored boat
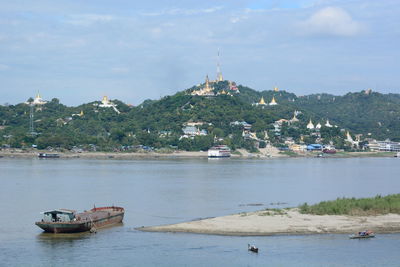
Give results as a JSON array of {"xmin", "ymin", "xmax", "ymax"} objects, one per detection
[
  {"xmin": 322, "ymin": 148, "xmax": 337, "ymax": 154},
  {"xmin": 38, "ymin": 153, "xmax": 60, "ymax": 158},
  {"xmin": 35, "ymin": 206, "xmax": 124, "ymax": 233},
  {"xmin": 349, "ymin": 230, "xmax": 375, "ymax": 239},
  {"xmin": 208, "ymin": 145, "xmax": 231, "ymax": 158}
]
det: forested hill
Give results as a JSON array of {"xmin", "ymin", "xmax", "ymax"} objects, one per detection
[
  {"xmin": 293, "ymin": 91, "xmax": 400, "ymax": 140},
  {"xmin": 0, "ymin": 81, "xmax": 399, "ymax": 150}
]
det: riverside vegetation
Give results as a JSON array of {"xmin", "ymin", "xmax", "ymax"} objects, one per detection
[
  {"xmin": 299, "ymin": 194, "xmax": 400, "ymax": 216},
  {"xmin": 1, "ymin": 81, "xmax": 400, "ymax": 151}
]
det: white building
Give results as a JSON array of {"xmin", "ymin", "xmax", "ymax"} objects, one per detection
[
  {"xmin": 27, "ymin": 93, "xmax": 47, "ymax": 105},
  {"xmin": 368, "ymin": 140, "xmax": 400, "ymax": 152},
  {"xmin": 98, "ymin": 96, "xmax": 120, "ymax": 114}
]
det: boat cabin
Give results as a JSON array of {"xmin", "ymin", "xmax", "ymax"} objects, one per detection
[{"xmin": 40, "ymin": 209, "xmax": 76, "ymax": 222}]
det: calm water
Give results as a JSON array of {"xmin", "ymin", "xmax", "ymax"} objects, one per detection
[{"xmin": 0, "ymin": 157, "xmax": 399, "ymax": 266}]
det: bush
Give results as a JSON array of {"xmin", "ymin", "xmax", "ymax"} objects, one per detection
[{"xmin": 299, "ymin": 194, "xmax": 400, "ymax": 215}]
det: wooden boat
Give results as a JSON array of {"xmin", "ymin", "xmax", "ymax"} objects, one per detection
[
  {"xmin": 248, "ymin": 244, "xmax": 259, "ymax": 253},
  {"xmin": 35, "ymin": 206, "xmax": 124, "ymax": 233},
  {"xmin": 349, "ymin": 230, "xmax": 375, "ymax": 239},
  {"xmin": 323, "ymin": 148, "xmax": 337, "ymax": 154}
]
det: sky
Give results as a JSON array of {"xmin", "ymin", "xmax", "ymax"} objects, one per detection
[{"xmin": 0, "ymin": 0, "xmax": 399, "ymax": 106}]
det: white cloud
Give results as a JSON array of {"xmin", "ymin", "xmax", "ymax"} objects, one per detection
[
  {"xmin": 141, "ymin": 6, "xmax": 223, "ymax": 16},
  {"xmin": 111, "ymin": 67, "xmax": 130, "ymax": 74},
  {"xmin": 0, "ymin": 64, "xmax": 10, "ymax": 70},
  {"xmin": 65, "ymin": 14, "xmax": 114, "ymax": 26},
  {"xmin": 64, "ymin": 38, "xmax": 87, "ymax": 48},
  {"xmin": 298, "ymin": 7, "xmax": 364, "ymax": 36}
]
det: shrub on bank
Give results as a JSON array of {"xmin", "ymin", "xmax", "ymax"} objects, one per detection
[{"xmin": 299, "ymin": 194, "xmax": 400, "ymax": 215}]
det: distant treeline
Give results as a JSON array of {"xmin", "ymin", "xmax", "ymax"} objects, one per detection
[{"xmin": 1, "ymin": 82, "xmax": 400, "ymax": 151}]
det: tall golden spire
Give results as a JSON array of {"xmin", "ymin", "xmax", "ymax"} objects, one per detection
[
  {"xmin": 274, "ymin": 86, "xmax": 279, "ymax": 92},
  {"xmin": 259, "ymin": 96, "xmax": 266, "ymax": 105}
]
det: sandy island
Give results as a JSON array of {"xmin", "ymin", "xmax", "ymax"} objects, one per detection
[{"xmin": 137, "ymin": 208, "xmax": 400, "ymax": 236}]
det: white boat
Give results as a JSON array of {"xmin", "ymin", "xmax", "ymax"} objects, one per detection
[
  {"xmin": 208, "ymin": 145, "xmax": 231, "ymax": 158},
  {"xmin": 395, "ymin": 152, "xmax": 400, "ymax": 157}
]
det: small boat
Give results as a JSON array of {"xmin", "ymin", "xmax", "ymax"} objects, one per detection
[
  {"xmin": 208, "ymin": 145, "xmax": 231, "ymax": 158},
  {"xmin": 248, "ymin": 244, "xmax": 259, "ymax": 253},
  {"xmin": 35, "ymin": 206, "xmax": 124, "ymax": 233},
  {"xmin": 323, "ymin": 148, "xmax": 337, "ymax": 154},
  {"xmin": 349, "ymin": 230, "xmax": 375, "ymax": 239},
  {"xmin": 38, "ymin": 153, "xmax": 60, "ymax": 158},
  {"xmin": 395, "ymin": 152, "xmax": 400, "ymax": 158}
]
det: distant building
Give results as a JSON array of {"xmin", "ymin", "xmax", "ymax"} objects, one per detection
[
  {"xmin": 230, "ymin": 121, "xmax": 252, "ymax": 130},
  {"xmin": 181, "ymin": 126, "xmax": 208, "ymax": 137},
  {"xmin": 259, "ymin": 96, "xmax": 267, "ymax": 105},
  {"xmin": 290, "ymin": 144, "xmax": 307, "ymax": 152},
  {"xmin": 368, "ymin": 140, "xmax": 400, "ymax": 152},
  {"xmin": 72, "ymin": 110, "xmax": 84, "ymax": 117},
  {"xmin": 307, "ymin": 144, "xmax": 323, "ymax": 151},
  {"xmin": 269, "ymin": 96, "xmax": 278, "ymax": 106},
  {"xmin": 191, "ymin": 75, "xmax": 215, "ymax": 96},
  {"xmin": 306, "ymin": 119, "xmax": 315, "ymax": 130},
  {"xmin": 27, "ymin": 93, "xmax": 47, "ymax": 105},
  {"xmin": 325, "ymin": 120, "xmax": 333, "ymax": 127},
  {"xmin": 289, "ymin": 112, "xmax": 299, "ymax": 123},
  {"xmin": 229, "ymin": 81, "xmax": 239, "ymax": 92},
  {"xmin": 98, "ymin": 96, "xmax": 120, "ymax": 114}
]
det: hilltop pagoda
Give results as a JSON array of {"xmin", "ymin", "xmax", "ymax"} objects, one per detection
[{"xmin": 307, "ymin": 119, "xmax": 315, "ymax": 129}]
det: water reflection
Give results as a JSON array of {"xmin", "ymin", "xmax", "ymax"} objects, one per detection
[{"xmin": 36, "ymin": 223, "xmax": 124, "ymax": 245}]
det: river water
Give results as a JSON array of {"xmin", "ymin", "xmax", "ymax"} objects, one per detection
[{"xmin": 0, "ymin": 157, "xmax": 399, "ymax": 266}]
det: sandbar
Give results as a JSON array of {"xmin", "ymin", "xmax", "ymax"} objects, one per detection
[{"xmin": 137, "ymin": 209, "xmax": 400, "ymax": 236}]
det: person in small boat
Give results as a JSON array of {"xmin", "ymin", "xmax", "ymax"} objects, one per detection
[
  {"xmin": 358, "ymin": 230, "xmax": 372, "ymax": 236},
  {"xmin": 248, "ymin": 244, "xmax": 258, "ymax": 252}
]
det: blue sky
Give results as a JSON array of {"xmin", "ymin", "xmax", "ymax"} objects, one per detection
[{"xmin": 0, "ymin": 0, "xmax": 399, "ymax": 105}]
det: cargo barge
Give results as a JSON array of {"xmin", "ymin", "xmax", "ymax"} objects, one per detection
[{"xmin": 35, "ymin": 206, "xmax": 124, "ymax": 233}]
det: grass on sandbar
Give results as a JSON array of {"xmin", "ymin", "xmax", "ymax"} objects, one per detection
[{"xmin": 299, "ymin": 194, "xmax": 400, "ymax": 216}]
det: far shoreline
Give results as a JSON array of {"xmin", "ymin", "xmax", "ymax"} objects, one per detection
[{"xmin": 0, "ymin": 149, "xmax": 396, "ymax": 160}]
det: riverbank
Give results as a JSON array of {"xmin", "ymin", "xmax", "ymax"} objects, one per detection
[
  {"xmin": 0, "ymin": 149, "xmax": 395, "ymax": 159},
  {"xmin": 137, "ymin": 208, "xmax": 400, "ymax": 236},
  {"xmin": 0, "ymin": 150, "xmax": 210, "ymax": 159}
]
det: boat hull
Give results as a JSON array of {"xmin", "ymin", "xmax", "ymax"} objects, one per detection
[
  {"xmin": 36, "ymin": 207, "xmax": 124, "ymax": 233},
  {"xmin": 35, "ymin": 222, "xmax": 91, "ymax": 233},
  {"xmin": 349, "ymin": 234, "xmax": 375, "ymax": 239}
]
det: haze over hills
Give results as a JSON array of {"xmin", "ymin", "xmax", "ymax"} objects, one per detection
[{"xmin": 0, "ymin": 80, "xmax": 399, "ymax": 151}]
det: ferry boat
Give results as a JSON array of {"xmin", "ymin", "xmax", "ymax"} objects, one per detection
[
  {"xmin": 208, "ymin": 145, "xmax": 231, "ymax": 158},
  {"xmin": 38, "ymin": 153, "xmax": 60, "ymax": 158},
  {"xmin": 35, "ymin": 206, "xmax": 124, "ymax": 233}
]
